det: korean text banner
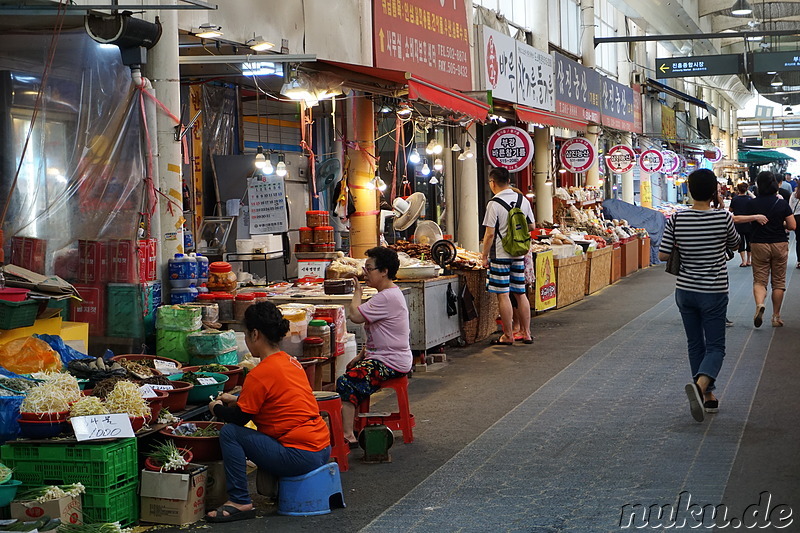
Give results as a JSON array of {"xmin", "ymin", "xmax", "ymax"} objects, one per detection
[
  {"xmin": 554, "ymin": 52, "xmax": 601, "ymax": 123},
  {"xmin": 600, "ymin": 77, "xmax": 635, "ymax": 131},
  {"xmin": 478, "ymin": 26, "xmax": 554, "ymax": 112},
  {"xmin": 373, "ymin": 0, "xmax": 472, "ymax": 91}
]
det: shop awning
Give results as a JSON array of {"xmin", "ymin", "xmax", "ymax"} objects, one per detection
[
  {"xmin": 646, "ymin": 78, "xmax": 717, "ymax": 117},
  {"xmin": 318, "ymin": 60, "xmax": 489, "ymax": 122},
  {"xmin": 514, "ymin": 105, "xmax": 589, "ymax": 132},
  {"xmin": 737, "ymin": 149, "xmax": 795, "ymax": 164}
]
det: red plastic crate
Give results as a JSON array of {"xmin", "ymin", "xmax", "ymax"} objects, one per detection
[
  {"xmin": 108, "ymin": 239, "xmax": 138, "ymax": 283},
  {"xmin": 11, "ymin": 237, "xmax": 46, "ymax": 274},
  {"xmin": 77, "ymin": 240, "xmax": 108, "ymax": 283},
  {"xmin": 70, "ymin": 282, "xmax": 106, "ymax": 336},
  {"xmin": 140, "ymin": 238, "xmax": 157, "ymax": 282}
]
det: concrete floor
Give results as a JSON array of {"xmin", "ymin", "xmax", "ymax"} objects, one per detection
[{"xmin": 182, "ymin": 255, "xmax": 800, "ymax": 532}]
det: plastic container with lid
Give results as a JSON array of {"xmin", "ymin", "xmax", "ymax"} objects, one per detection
[
  {"xmin": 168, "ymin": 254, "xmax": 198, "ymax": 288},
  {"xmin": 170, "ymin": 286, "xmax": 198, "ymax": 304},
  {"xmin": 298, "ymin": 227, "xmax": 314, "ymax": 245},
  {"xmin": 193, "ymin": 293, "xmax": 221, "ymax": 326},
  {"xmin": 234, "ymin": 293, "xmax": 256, "ymax": 322},
  {"xmin": 302, "ymin": 337, "xmax": 326, "ymax": 359},
  {"xmin": 295, "ymin": 243, "xmax": 313, "ymax": 253},
  {"xmin": 252, "ymin": 291, "xmax": 268, "ymax": 303},
  {"xmin": 306, "ymin": 210, "xmax": 329, "ymax": 228},
  {"xmin": 337, "ymin": 333, "xmax": 358, "ymax": 378},
  {"xmin": 212, "ymin": 292, "xmax": 235, "ymax": 321},
  {"xmin": 307, "ymin": 319, "xmax": 331, "ymax": 357},
  {"xmin": 321, "ymin": 317, "xmax": 337, "ymax": 356},
  {"xmin": 207, "ymin": 262, "xmax": 238, "ymax": 292},
  {"xmin": 313, "ymin": 226, "xmax": 334, "ymax": 244},
  {"xmin": 312, "ymin": 243, "xmax": 335, "ymax": 253},
  {"xmin": 279, "ymin": 307, "xmax": 308, "ymax": 344},
  {"xmin": 194, "ymin": 254, "xmax": 210, "ymax": 284}
]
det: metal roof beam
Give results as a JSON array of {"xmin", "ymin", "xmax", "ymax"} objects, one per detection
[{"xmin": 595, "ymin": 29, "xmax": 800, "ymax": 46}]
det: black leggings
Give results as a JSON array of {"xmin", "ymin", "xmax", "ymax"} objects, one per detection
[
  {"xmin": 795, "ymin": 215, "xmax": 800, "ymax": 260},
  {"xmin": 737, "ymin": 230, "xmax": 751, "ymax": 253}
]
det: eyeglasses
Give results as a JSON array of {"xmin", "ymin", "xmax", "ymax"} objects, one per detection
[{"xmin": 363, "ymin": 264, "xmax": 378, "ymax": 272}]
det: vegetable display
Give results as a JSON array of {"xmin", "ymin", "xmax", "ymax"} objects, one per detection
[
  {"xmin": 147, "ymin": 441, "xmax": 190, "ymax": 472},
  {"xmin": 91, "ymin": 377, "xmax": 131, "ymax": 399},
  {"xmin": 0, "ymin": 462, "xmax": 11, "ymax": 484},
  {"xmin": 141, "ymin": 375, "xmax": 173, "ymax": 387},
  {"xmin": 115, "ymin": 358, "xmax": 156, "ymax": 378},
  {"xmin": 67, "ymin": 357, "xmax": 126, "ymax": 381},
  {"xmin": 69, "ymin": 396, "xmax": 109, "ymax": 417},
  {"xmin": 0, "ymin": 376, "xmax": 37, "ymax": 393},
  {"xmin": 104, "ymin": 381, "xmax": 149, "ymax": 418},
  {"xmin": 17, "ymin": 483, "xmax": 85, "ymax": 503},
  {"xmin": 196, "ymin": 364, "xmax": 227, "ymax": 373},
  {"xmin": 56, "ymin": 522, "xmax": 132, "ymax": 533},
  {"xmin": 20, "ymin": 384, "xmax": 70, "ymax": 414},
  {"xmin": 173, "ymin": 422, "xmax": 220, "ymax": 437}
]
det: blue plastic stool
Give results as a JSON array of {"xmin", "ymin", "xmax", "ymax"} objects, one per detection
[{"xmin": 277, "ymin": 463, "xmax": 346, "ymax": 516}]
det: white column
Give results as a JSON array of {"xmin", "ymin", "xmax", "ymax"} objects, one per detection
[
  {"xmin": 144, "ymin": 7, "xmax": 183, "ymax": 271},
  {"xmin": 585, "ymin": 124, "xmax": 601, "ymax": 187},
  {"xmin": 444, "ymin": 132, "xmax": 455, "ymax": 238},
  {"xmin": 621, "ymin": 133, "xmax": 634, "ymax": 204},
  {"xmin": 456, "ymin": 124, "xmax": 480, "ymax": 251},
  {"xmin": 580, "ymin": 0, "xmax": 596, "ymax": 68},
  {"xmin": 533, "ymin": 127, "xmax": 553, "ymax": 224}
]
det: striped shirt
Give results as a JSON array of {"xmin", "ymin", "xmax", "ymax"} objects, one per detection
[{"xmin": 659, "ymin": 209, "xmax": 740, "ymax": 293}]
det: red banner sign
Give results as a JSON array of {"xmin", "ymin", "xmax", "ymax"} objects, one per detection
[
  {"xmin": 486, "ymin": 126, "xmax": 534, "ymax": 173},
  {"xmin": 560, "ymin": 137, "xmax": 597, "ymax": 173},
  {"xmin": 606, "ymin": 145, "xmax": 636, "ymax": 173},
  {"xmin": 639, "ymin": 149, "xmax": 664, "ymax": 173},
  {"xmin": 372, "ymin": 0, "xmax": 472, "ymax": 91}
]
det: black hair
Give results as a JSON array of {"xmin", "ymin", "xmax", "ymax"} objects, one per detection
[
  {"xmin": 244, "ymin": 301, "xmax": 290, "ymax": 345},
  {"xmin": 365, "ymin": 246, "xmax": 400, "ymax": 279},
  {"xmin": 687, "ymin": 168, "xmax": 718, "ymax": 201},
  {"xmin": 736, "ymin": 182, "xmax": 749, "ymax": 194},
  {"xmin": 757, "ymin": 171, "xmax": 779, "ymax": 196},
  {"xmin": 489, "ymin": 167, "xmax": 510, "ymax": 186}
]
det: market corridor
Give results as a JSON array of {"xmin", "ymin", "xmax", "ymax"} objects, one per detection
[{"xmin": 203, "ymin": 258, "xmax": 800, "ymax": 533}]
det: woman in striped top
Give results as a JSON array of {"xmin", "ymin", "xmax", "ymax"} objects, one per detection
[{"xmin": 658, "ymin": 169, "xmax": 763, "ymax": 422}]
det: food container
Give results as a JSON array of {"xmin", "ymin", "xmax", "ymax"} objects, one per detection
[
  {"xmin": 179, "ymin": 364, "xmax": 243, "ymax": 391},
  {"xmin": 307, "ymin": 319, "xmax": 331, "ymax": 357},
  {"xmin": 299, "ymin": 227, "xmax": 314, "ymax": 244},
  {"xmin": 146, "ymin": 389, "xmax": 169, "ymax": 422},
  {"xmin": 167, "ymin": 372, "xmax": 228, "ymax": 404},
  {"xmin": 212, "ymin": 292, "xmax": 235, "ymax": 321},
  {"xmin": 252, "ymin": 291, "xmax": 268, "ymax": 303},
  {"xmin": 313, "ymin": 226, "xmax": 334, "ymax": 244},
  {"xmin": 306, "ymin": 210, "xmax": 329, "ymax": 228},
  {"xmin": 302, "ymin": 337, "xmax": 326, "ymax": 359},
  {"xmin": 311, "ymin": 243, "xmax": 335, "ymax": 253},
  {"xmin": 110, "ymin": 354, "xmax": 183, "ymax": 370},
  {"xmin": 233, "ymin": 293, "xmax": 255, "ymax": 322},
  {"xmin": 295, "ymin": 243, "xmax": 313, "ymax": 253},
  {"xmin": 207, "ymin": 262, "xmax": 238, "ymax": 292},
  {"xmin": 0, "ymin": 480, "xmax": 22, "ymax": 507},
  {"xmin": 159, "ymin": 380, "xmax": 193, "ymax": 412},
  {"xmin": 323, "ymin": 279, "xmax": 354, "ymax": 295},
  {"xmin": 0, "ymin": 288, "xmax": 30, "ymax": 302},
  {"xmin": 159, "ymin": 421, "xmax": 224, "ymax": 462},
  {"xmin": 17, "ymin": 418, "xmax": 65, "ymax": 439}
]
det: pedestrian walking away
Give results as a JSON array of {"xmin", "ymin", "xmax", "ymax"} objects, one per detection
[
  {"xmin": 658, "ymin": 169, "xmax": 740, "ymax": 422},
  {"xmin": 789, "ymin": 184, "xmax": 800, "ymax": 269}
]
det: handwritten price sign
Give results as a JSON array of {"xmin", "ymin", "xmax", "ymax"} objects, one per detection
[{"xmin": 71, "ymin": 414, "xmax": 135, "ymax": 441}]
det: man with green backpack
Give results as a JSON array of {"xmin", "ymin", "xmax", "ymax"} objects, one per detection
[{"xmin": 481, "ymin": 167, "xmax": 535, "ymax": 345}]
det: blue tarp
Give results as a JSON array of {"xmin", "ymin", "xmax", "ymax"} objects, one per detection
[{"xmin": 602, "ymin": 199, "xmax": 667, "ymax": 264}]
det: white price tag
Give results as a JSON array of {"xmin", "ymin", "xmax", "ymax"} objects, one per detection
[
  {"xmin": 70, "ymin": 413, "xmax": 135, "ymax": 441},
  {"xmin": 150, "ymin": 384, "xmax": 174, "ymax": 391},
  {"xmin": 197, "ymin": 377, "xmax": 217, "ymax": 385},
  {"xmin": 139, "ymin": 384, "xmax": 158, "ymax": 399},
  {"xmin": 154, "ymin": 359, "xmax": 178, "ymax": 370}
]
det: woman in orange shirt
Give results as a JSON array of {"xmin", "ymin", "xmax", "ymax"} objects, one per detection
[{"xmin": 205, "ymin": 302, "xmax": 331, "ymax": 523}]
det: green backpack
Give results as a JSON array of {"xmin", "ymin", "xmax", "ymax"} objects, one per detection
[{"xmin": 491, "ymin": 193, "xmax": 531, "ymax": 257}]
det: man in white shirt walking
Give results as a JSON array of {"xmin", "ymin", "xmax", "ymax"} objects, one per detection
[{"xmin": 481, "ymin": 167, "xmax": 535, "ymax": 345}]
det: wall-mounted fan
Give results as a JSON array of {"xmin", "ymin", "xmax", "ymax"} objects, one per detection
[
  {"xmin": 382, "ymin": 192, "xmax": 426, "ymax": 233},
  {"xmin": 315, "ymin": 158, "xmax": 341, "ymax": 192}
]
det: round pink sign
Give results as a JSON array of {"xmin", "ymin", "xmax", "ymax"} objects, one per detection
[
  {"xmin": 661, "ymin": 150, "xmax": 679, "ymax": 174},
  {"xmin": 606, "ymin": 145, "xmax": 636, "ymax": 173},
  {"xmin": 486, "ymin": 126, "xmax": 534, "ymax": 173},
  {"xmin": 639, "ymin": 149, "xmax": 664, "ymax": 173},
  {"xmin": 559, "ymin": 137, "xmax": 597, "ymax": 173},
  {"xmin": 706, "ymin": 146, "xmax": 723, "ymax": 163}
]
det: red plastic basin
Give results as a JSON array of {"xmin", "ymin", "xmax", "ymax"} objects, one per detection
[{"xmin": 0, "ymin": 288, "xmax": 30, "ymax": 302}]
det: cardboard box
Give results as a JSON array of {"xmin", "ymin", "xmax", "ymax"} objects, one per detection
[
  {"xmin": 139, "ymin": 464, "xmax": 207, "ymax": 525},
  {"xmin": 10, "ymin": 494, "xmax": 82, "ymax": 525},
  {"xmin": 196, "ymin": 460, "xmax": 227, "ymax": 510}
]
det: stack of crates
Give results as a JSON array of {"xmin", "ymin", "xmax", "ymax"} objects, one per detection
[
  {"xmin": 106, "ymin": 281, "xmax": 162, "ymax": 342},
  {"xmin": 0, "ymin": 438, "xmax": 139, "ymax": 527}
]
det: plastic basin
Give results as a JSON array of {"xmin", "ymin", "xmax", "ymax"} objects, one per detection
[
  {"xmin": 129, "ymin": 415, "xmax": 150, "ymax": 433},
  {"xmin": 0, "ymin": 288, "xmax": 29, "ymax": 302},
  {"xmin": 19, "ymin": 411, "xmax": 69, "ymax": 422},
  {"xmin": 159, "ymin": 421, "xmax": 224, "ymax": 462},
  {"xmin": 144, "ymin": 448, "xmax": 193, "ymax": 472},
  {"xmin": 159, "ymin": 380, "xmax": 193, "ymax": 412},
  {"xmin": 17, "ymin": 419, "xmax": 65, "ymax": 439},
  {"xmin": 180, "ymin": 365, "xmax": 243, "ymax": 391},
  {"xmin": 109, "ymin": 354, "xmax": 183, "ymax": 370},
  {"xmin": 167, "ymin": 372, "xmax": 228, "ymax": 404},
  {"xmin": 0, "ymin": 479, "xmax": 22, "ymax": 506},
  {"xmin": 146, "ymin": 389, "xmax": 169, "ymax": 422}
]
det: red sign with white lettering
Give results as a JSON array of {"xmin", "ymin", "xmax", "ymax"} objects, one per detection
[{"xmin": 372, "ymin": 0, "xmax": 472, "ymax": 91}]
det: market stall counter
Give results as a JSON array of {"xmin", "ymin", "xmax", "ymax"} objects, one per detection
[
  {"xmin": 554, "ymin": 255, "xmax": 587, "ymax": 309},
  {"xmin": 395, "ymin": 275, "xmax": 461, "ymax": 353},
  {"xmin": 455, "ymin": 268, "xmax": 498, "ymax": 345},
  {"xmin": 610, "ymin": 243, "xmax": 622, "ymax": 284},
  {"xmin": 639, "ymin": 236, "xmax": 652, "ymax": 269},
  {"xmin": 620, "ymin": 236, "xmax": 640, "ymax": 277},
  {"xmin": 584, "ymin": 245, "xmax": 612, "ymax": 295}
]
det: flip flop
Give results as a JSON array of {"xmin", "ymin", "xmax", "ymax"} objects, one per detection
[
  {"xmin": 685, "ymin": 383, "xmax": 705, "ymax": 422},
  {"xmin": 739, "ymin": 263, "xmax": 748, "ymax": 267},
  {"xmin": 346, "ymin": 439, "xmax": 359, "ymax": 449},
  {"xmin": 490, "ymin": 339, "xmax": 513, "ymax": 346},
  {"xmin": 754, "ymin": 304, "xmax": 766, "ymax": 328},
  {"xmin": 206, "ymin": 505, "xmax": 256, "ymax": 523},
  {"xmin": 521, "ymin": 338, "xmax": 533, "ymax": 344}
]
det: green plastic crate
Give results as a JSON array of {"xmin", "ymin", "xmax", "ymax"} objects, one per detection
[
  {"xmin": 46, "ymin": 298, "xmax": 71, "ymax": 318},
  {"xmin": 83, "ymin": 480, "xmax": 139, "ymax": 527},
  {"xmin": 0, "ymin": 300, "xmax": 39, "ymax": 329},
  {"xmin": 106, "ymin": 281, "xmax": 161, "ymax": 338},
  {"xmin": 189, "ymin": 349, "xmax": 238, "ymax": 366},
  {"xmin": 156, "ymin": 328, "xmax": 196, "ymax": 363},
  {"xmin": 0, "ymin": 438, "xmax": 137, "ymax": 490}
]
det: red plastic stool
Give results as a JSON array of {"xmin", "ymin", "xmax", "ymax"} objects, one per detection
[
  {"xmin": 354, "ymin": 376, "xmax": 415, "ymax": 444},
  {"xmin": 315, "ymin": 392, "xmax": 349, "ymax": 472}
]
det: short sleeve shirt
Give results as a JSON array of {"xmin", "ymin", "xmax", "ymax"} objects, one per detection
[
  {"xmin": 237, "ymin": 352, "xmax": 330, "ymax": 451},
  {"xmin": 482, "ymin": 188, "xmax": 535, "ymax": 259},
  {"xmin": 358, "ymin": 286, "xmax": 412, "ymax": 373},
  {"xmin": 747, "ymin": 195, "xmax": 792, "ymax": 243}
]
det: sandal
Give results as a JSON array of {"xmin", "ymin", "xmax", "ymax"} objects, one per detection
[
  {"xmin": 206, "ymin": 505, "xmax": 256, "ymax": 523},
  {"xmin": 772, "ymin": 316, "xmax": 784, "ymax": 327},
  {"xmin": 490, "ymin": 339, "xmax": 513, "ymax": 346},
  {"xmin": 754, "ymin": 304, "xmax": 766, "ymax": 328}
]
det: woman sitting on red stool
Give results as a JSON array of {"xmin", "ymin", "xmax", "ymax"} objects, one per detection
[{"xmin": 338, "ymin": 246, "xmax": 413, "ymax": 447}]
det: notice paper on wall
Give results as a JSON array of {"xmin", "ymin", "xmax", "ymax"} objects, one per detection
[{"xmin": 248, "ymin": 176, "xmax": 288, "ymax": 234}]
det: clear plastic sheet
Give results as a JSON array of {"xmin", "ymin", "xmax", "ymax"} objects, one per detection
[
  {"xmin": 0, "ymin": 30, "xmax": 146, "ymax": 274},
  {"xmin": 202, "ymin": 83, "xmax": 237, "ymax": 158}
]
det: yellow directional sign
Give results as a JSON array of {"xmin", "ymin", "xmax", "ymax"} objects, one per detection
[{"xmin": 659, "ymin": 63, "xmax": 670, "ymax": 74}]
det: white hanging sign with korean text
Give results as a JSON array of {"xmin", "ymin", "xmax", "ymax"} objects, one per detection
[{"xmin": 71, "ymin": 414, "xmax": 135, "ymax": 441}]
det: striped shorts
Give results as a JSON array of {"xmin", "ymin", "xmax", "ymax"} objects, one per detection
[{"xmin": 488, "ymin": 258, "xmax": 526, "ymax": 294}]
